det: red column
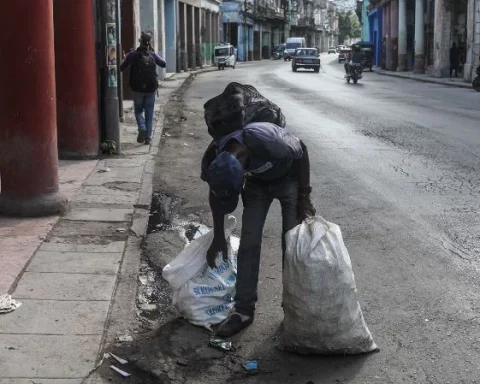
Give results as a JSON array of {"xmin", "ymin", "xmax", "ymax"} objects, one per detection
[
  {"xmin": 0, "ymin": 0, "xmax": 67, "ymax": 217},
  {"xmin": 54, "ymin": 0, "xmax": 100, "ymax": 159}
]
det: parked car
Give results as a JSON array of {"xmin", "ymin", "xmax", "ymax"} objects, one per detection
[
  {"xmin": 338, "ymin": 47, "xmax": 351, "ymax": 63},
  {"xmin": 284, "ymin": 37, "xmax": 307, "ymax": 61},
  {"xmin": 328, "ymin": 46, "xmax": 336, "ymax": 54},
  {"xmin": 292, "ymin": 48, "xmax": 321, "ymax": 73}
]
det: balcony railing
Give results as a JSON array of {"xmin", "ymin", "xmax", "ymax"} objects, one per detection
[
  {"xmin": 255, "ymin": 4, "xmax": 286, "ymax": 20},
  {"xmin": 297, "ymin": 16, "xmax": 315, "ymax": 27}
]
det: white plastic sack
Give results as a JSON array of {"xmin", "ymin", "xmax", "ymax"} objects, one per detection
[
  {"xmin": 283, "ymin": 216, "xmax": 379, "ymax": 355},
  {"xmin": 163, "ymin": 215, "xmax": 238, "ymax": 330}
]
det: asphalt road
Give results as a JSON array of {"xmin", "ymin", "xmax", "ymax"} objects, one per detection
[{"xmin": 146, "ymin": 55, "xmax": 480, "ymax": 384}]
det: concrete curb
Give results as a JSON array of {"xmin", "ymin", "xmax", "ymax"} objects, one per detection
[
  {"xmin": 90, "ymin": 67, "xmax": 212, "ymax": 377},
  {"xmin": 165, "ymin": 63, "xmax": 252, "ymax": 80},
  {"xmin": 374, "ymin": 69, "xmax": 472, "ymax": 89}
]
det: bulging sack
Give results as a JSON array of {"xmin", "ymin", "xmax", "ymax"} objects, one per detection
[
  {"xmin": 283, "ymin": 216, "xmax": 379, "ymax": 355},
  {"xmin": 163, "ymin": 216, "xmax": 238, "ymax": 330},
  {"xmin": 203, "ymin": 82, "xmax": 286, "ymax": 139}
]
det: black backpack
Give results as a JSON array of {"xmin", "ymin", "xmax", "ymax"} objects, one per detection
[
  {"xmin": 203, "ymin": 82, "xmax": 286, "ymax": 139},
  {"xmin": 129, "ymin": 48, "xmax": 158, "ymax": 93}
]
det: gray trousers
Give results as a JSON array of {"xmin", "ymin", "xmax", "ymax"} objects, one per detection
[{"xmin": 234, "ymin": 176, "xmax": 300, "ymax": 316}]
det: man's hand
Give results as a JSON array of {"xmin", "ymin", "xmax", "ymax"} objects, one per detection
[
  {"xmin": 207, "ymin": 236, "xmax": 228, "ymax": 269},
  {"xmin": 298, "ymin": 194, "xmax": 316, "ymax": 221}
]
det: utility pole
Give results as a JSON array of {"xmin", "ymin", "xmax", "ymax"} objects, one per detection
[
  {"xmin": 100, "ymin": 0, "xmax": 121, "ymax": 153},
  {"xmin": 115, "ymin": 0, "xmax": 124, "ymax": 123}
]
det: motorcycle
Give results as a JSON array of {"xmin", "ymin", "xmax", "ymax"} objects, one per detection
[
  {"xmin": 473, "ymin": 75, "xmax": 480, "ymax": 92},
  {"xmin": 471, "ymin": 65, "xmax": 480, "ymax": 91},
  {"xmin": 271, "ymin": 44, "xmax": 286, "ymax": 61},
  {"xmin": 345, "ymin": 63, "xmax": 363, "ymax": 84},
  {"xmin": 272, "ymin": 50, "xmax": 283, "ymax": 60}
]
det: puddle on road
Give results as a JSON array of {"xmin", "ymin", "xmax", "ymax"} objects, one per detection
[
  {"xmin": 147, "ymin": 192, "xmax": 209, "ymax": 240},
  {"xmin": 147, "ymin": 192, "xmax": 180, "ymax": 233},
  {"xmin": 138, "ymin": 192, "xmax": 211, "ymax": 324}
]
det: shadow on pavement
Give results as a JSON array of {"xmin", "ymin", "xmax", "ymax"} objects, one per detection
[{"xmin": 224, "ymin": 322, "xmax": 372, "ymax": 384}]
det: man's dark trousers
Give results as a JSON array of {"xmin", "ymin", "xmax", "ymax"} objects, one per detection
[{"xmin": 234, "ymin": 176, "xmax": 300, "ymax": 317}]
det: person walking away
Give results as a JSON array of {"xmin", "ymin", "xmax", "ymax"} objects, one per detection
[
  {"xmin": 344, "ymin": 50, "xmax": 352, "ymax": 74},
  {"xmin": 120, "ymin": 32, "xmax": 166, "ymax": 145},
  {"xmin": 345, "ymin": 45, "xmax": 364, "ymax": 75},
  {"xmin": 201, "ymin": 122, "xmax": 316, "ymax": 337},
  {"xmin": 449, "ymin": 43, "xmax": 459, "ymax": 78}
]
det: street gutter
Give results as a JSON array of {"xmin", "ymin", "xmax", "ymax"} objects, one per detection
[
  {"xmin": 84, "ymin": 66, "xmax": 218, "ymax": 383},
  {"xmin": 373, "ymin": 68, "xmax": 473, "ymax": 89}
]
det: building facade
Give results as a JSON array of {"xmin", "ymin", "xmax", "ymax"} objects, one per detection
[
  {"xmin": 367, "ymin": 1, "xmax": 383, "ymax": 67},
  {"xmin": 367, "ymin": 0, "xmax": 477, "ymax": 80},
  {"xmin": 221, "ymin": 0, "xmax": 289, "ymax": 61},
  {"xmin": 290, "ymin": 0, "xmax": 316, "ymax": 46},
  {"xmin": 311, "ymin": 0, "xmax": 339, "ymax": 51},
  {"xmin": 314, "ymin": 2, "xmax": 330, "ymax": 51},
  {"xmin": 360, "ymin": 0, "xmax": 371, "ymax": 41},
  {"xmin": 462, "ymin": 0, "xmax": 480, "ymax": 81}
]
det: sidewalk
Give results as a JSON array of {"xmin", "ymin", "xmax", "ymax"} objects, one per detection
[
  {"xmin": 374, "ymin": 67, "xmax": 472, "ymax": 89},
  {"xmin": 0, "ymin": 69, "xmax": 209, "ymax": 383},
  {"xmin": 0, "ymin": 161, "xmax": 98, "ymax": 294}
]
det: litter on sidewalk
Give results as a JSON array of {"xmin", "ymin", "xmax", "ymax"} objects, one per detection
[
  {"xmin": 97, "ymin": 166, "xmax": 111, "ymax": 173},
  {"xmin": 117, "ymin": 332, "xmax": 133, "ymax": 342},
  {"xmin": 85, "ymin": 352, "xmax": 129, "ymax": 378},
  {"xmin": 0, "ymin": 294, "xmax": 22, "ymax": 314},
  {"xmin": 209, "ymin": 337, "xmax": 232, "ymax": 351},
  {"xmin": 110, "ymin": 365, "xmax": 131, "ymax": 377},
  {"xmin": 108, "ymin": 352, "xmax": 128, "ymax": 365},
  {"xmin": 244, "ymin": 360, "xmax": 259, "ymax": 371}
]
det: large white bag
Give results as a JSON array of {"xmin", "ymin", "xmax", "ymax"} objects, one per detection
[
  {"xmin": 283, "ymin": 216, "xmax": 379, "ymax": 355},
  {"xmin": 163, "ymin": 215, "xmax": 238, "ymax": 330}
]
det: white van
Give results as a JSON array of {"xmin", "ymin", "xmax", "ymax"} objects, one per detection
[
  {"xmin": 214, "ymin": 44, "xmax": 237, "ymax": 70},
  {"xmin": 284, "ymin": 37, "xmax": 307, "ymax": 61}
]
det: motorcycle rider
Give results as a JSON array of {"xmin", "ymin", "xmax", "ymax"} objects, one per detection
[
  {"xmin": 344, "ymin": 44, "xmax": 364, "ymax": 76},
  {"xmin": 473, "ymin": 56, "xmax": 480, "ymax": 91}
]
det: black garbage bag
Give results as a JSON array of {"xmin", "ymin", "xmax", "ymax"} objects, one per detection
[{"xmin": 204, "ymin": 82, "xmax": 286, "ymax": 139}]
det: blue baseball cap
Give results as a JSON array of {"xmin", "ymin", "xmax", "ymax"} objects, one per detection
[{"xmin": 206, "ymin": 152, "xmax": 244, "ymax": 214}]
